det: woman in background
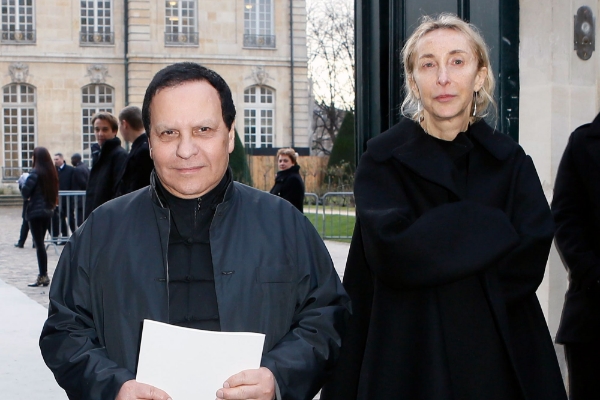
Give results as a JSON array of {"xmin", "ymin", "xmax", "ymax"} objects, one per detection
[
  {"xmin": 322, "ymin": 14, "xmax": 566, "ymax": 400},
  {"xmin": 21, "ymin": 147, "xmax": 58, "ymax": 287},
  {"xmin": 270, "ymin": 148, "xmax": 305, "ymax": 212}
]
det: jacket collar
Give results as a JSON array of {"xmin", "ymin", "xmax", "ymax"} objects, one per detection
[
  {"xmin": 149, "ymin": 168, "xmax": 235, "ymax": 210},
  {"xmin": 368, "ymin": 118, "xmax": 514, "ymax": 198}
]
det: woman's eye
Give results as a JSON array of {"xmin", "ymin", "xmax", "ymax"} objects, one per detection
[{"xmin": 453, "ymin": 59, "xmax": 464, "ymax": 65}]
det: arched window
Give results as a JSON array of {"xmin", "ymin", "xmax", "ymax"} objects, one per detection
[
  {"xmin": 81, "ymin": 84, "xmax": 114, "ymax": 165},
  {"xmin": 244, "ymin": 86, "xmax": 274, "ymax": 148},
  {"xmin": 2, "ymin": 83, "xmax": 36, "ymax": 180}
]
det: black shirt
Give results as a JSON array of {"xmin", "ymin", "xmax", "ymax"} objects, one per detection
[{"xmin": 156, "ymin": 171, "xmax": 231, "ymax": 331}]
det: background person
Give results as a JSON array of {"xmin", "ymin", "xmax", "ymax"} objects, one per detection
[
  {"xmin": 14, "ymin": 171, "xmax": 30, "ymax": 248},
  {"xmin": 269, "ymin": 148, "xmax": 305, "ymax": 212},
  {"xmin": 70, "ymin": 153, "xmax": 89, "ymax": 227},
  {"xmin": 40, "ymin": 62, "xmax": 349, "ymax": 400},
  {"xmin": 21, "ymin": 147, "xmax": 58, "ymax": 287},
  {"xmin": 114, "ymin": 105, "xmax": 154, "ymax": 197},
  {"xmin": 322, "ymin": 14, "xmax": 566, "ymax": 400},
  {"xmin": 553, "ymin": 111, "xmax": 600, "ymax": 399},
  {"xmin": 51, "ymin": 153, "xmax": 75, "ymax": 243},
  {"xmin": 84, "ymin": 112, "xmax": 127, "ymax": 219}
]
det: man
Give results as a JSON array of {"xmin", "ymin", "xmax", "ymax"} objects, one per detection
[
  {"xmin": 40, "ymin": 62, "xmax": 349, "ymax": 400},
  {"xmin": 114, "ymin": 105, "xmax": 154, "ymax": 197},
  {"xmin": 70, "ymin": 153, "xmax": 89, "ymax": 227},
  {"xmin": 51, "ymin": 153, "xmax": 76, "ymax": 242},
  {"xmin": 553, "ymin": 111, "xmax": 600, "ymax": 399},
  {"xmin": 83, "ymin": 112, "xmax": 127, "ymax": 219}
]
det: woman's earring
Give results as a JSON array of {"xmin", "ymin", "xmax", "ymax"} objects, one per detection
[
  {"xmin": 149, "ymin": 147, "xmax": 153, "ymax": 159},
  {"xmin": 472, "ymin": 91, "xmax": 478, "ymax": 117},
  {"xmin": 417, "ymin": 99, "xmax": 424, "ymax": 121}
]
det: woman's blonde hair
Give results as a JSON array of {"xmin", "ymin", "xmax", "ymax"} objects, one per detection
[
  {"xmin": 400, "ymin": 13, "xmax": 496, "ymax": 123},
  {"xmin": 277, "ymin": 148, "xmax": 298, "ymax": 165}
]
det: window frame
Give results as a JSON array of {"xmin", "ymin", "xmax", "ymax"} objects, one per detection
[
  {"xmin": 164, "ymin": 0, "xmax": 198, "ymax": 46},
  {"xmin": 243, "ymin": 0, "xmax": 275, "ymax": 48},
  {"xmin": 243, "ymin": 86, "xmax": 275, "ymax": 149},
  {"xmin": 1, "ymin": 0, "xmax": 36, "ymax": 44},
  {"xmin": 80, "ymin": 0, "xmax": 114, "ymax": 45},
  {"xmin": 2, "ymin": 83, "xmax": 36, "ymax": 181}
]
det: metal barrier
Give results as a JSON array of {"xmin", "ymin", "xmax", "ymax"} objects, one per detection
[
  {"xmin": 305, "ymin": 192, "xmax": 355, "ymax": 240},
  {"xmin": 46, "ymin": 190, "xmax": 86, "ymax": 254}
]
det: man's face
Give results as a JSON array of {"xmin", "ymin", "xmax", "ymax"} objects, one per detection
[
  {"xmin": 70, "ymin": 157, "xmax": 77, "ymax": 166},
  {"xmin": 148, "ymin": 80, "xmax": 235, "ymax": 199},
  {"xmin": 53, "ymin": 155, "xmax": 64, "ymax": 167},
  {"xmin": 94, "ymin": 118, "xmax": 117, "ymax": 147}
]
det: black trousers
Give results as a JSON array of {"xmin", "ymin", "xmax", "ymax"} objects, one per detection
[
  {"xmin": 18, "ymin": 217, "xmax": 29, "ymax": 245},
  {"xmin": 29, "ymin": 217, "xmax": 50, "ymax": 276},
  {"xmin": 565, "ymin": 341, "xmax": 600, "ymax": 399}
]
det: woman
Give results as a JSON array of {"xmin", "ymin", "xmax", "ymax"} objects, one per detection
[
  {"xmin": 21, "ymin": 147, "xmax": 58, "ymax": 287},
  {"xmin": 321, "ymin": 14, "xmax": 566, "ymax": 400},
  {"xmin": 269, "ymin": 148, "xmax": 305, "ymax": 212}
]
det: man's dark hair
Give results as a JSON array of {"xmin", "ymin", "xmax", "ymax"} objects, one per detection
[
  {"xmin": 71, "ymin": 153, "xmax": 82, "ymax": 162},
  {"xmin": 92, "ymin": 111, "xmax": 119, "ymax": 132},
  {"xmin": 119, "ymin": 105, "xmax": 144, "ymax": 131},
  {"xmin": 54, "ymin": 152, "xmax": 64, "ymax": 158},
  {"xmin": 142, "ymin": 62, "xmax": 236, "ymax": 135}
]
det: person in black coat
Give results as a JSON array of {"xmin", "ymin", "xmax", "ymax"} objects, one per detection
[
  {"xmin": 269, "ymin": 148, "xmax": 305, "ymax": 212},
  {"xmin": 553, "ymin": 111, "xmax": 600, "ymax": 399},
  {"xmin": 321, "ymin": 14, "xmax": 566, "ymax": 400},
  {"xmin": 114, "ymin": 105, "xmax": 154, "ymax": 197},
  {"xmin": 51, "ymin": 153, "xmax": 76, "ymax": 241},
  {"xmin": 84, "ymin": 112, "xmax": 127, "ymax": 220},
  {"xmin": 14, "ymin": 171, "xmax": 31, "ymax": 248},
  {"xmin": 21, "ymin": 147, "xmax": 59, "ymax": 287},
  {"xmin": 70, "ymin": 153, "xmax": 89, "ymax": 227}
]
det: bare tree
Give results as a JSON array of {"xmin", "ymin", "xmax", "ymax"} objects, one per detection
[{"xmin": 307, "ymin": 0, "xmax": 355, "ymax": 155}]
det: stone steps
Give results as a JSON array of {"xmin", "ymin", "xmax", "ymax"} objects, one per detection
[{"xmin": 0, "ymin": 195, "xmax": 23, "ymax": 207}]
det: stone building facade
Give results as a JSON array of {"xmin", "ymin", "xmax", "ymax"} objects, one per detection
[{"xmin": 0, "ymin": 0, "xmax": 309, "ymax": 180}]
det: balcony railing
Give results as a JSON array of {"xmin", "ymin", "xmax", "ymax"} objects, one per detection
[
  {"xmin": 243, "ymin": 34, "xmax": 276, "ymax": 48},
  {"xmin": 80, "ymin": 31, "xmax": 114, "ymax": 45},
  {"xmin": 164, "ymin": 32, "xmax": 199, "ymax": 46},
  {"xmin": 1, "ymin": 30, "xmax": 36, "ymax": 43}
]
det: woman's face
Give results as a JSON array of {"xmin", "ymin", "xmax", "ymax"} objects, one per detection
[
  {"xmin": 278, "ymin": 155, "xmax": 293, "ymax": 171},
  {"xmin": 410, "ymin": 29, "xmax": 486, "ymax": 128}
]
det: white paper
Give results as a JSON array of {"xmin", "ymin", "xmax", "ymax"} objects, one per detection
[{"xmin": 136, "ymin": 319, "xmax": 265, "ymax": 400}]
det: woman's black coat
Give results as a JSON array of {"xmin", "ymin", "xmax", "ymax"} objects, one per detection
[
  {"xmin": 321, "ymin": 118, "xmax": 566, "ymax": 400},
  {"xmin": 553, "ymin": 111, "xmax": 600, "ymax": 343},
  {"xmin": 21, "ymin": 170, "xmax": 55, "ymax": 220},
  {"xmin": 270, "ymin": 164, "xmax": 305, "ymax": 212}
]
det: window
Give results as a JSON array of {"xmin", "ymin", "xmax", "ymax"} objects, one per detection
[
  {"xmin": 244, "ymin": 86, "xmax": 274, "ymax": 148},
  {"xmin": 1, "ymin": 0, "xmax": 35, "ymax": 43},
  {"xmin": 80, "ymin": 0, "xmax": 113, "ymax": 45},
  {"xmin": 2, "ymin": 83, "xmax": 36, "ymax": 180},
  {"xmin": 81, "ymin": 84, "xmax": 113, "ymax": 165},
  {"xmin": 244, "ymin": 0, "xmax": 275, "ymax": 48},
  {"xmin": 165, "ymin": 0, "xmax": 198, "ymax": 45}
]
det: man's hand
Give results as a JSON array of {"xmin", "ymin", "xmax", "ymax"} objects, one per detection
[
  {"xmin": 115, "ymin": 380, "xmax": 172, "ymax": 400},
  {"xmin": 216, "ymin": 367, "xmax": 276, "ymax": 400}
]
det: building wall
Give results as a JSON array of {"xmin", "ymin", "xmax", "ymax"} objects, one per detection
[
  {"xmin": 0, "ymin": 0, "xmax": 308, "ymax": 180},
  {"xmin": 520, "ymin": 0, "xmax": 600, "ymax": 341}
]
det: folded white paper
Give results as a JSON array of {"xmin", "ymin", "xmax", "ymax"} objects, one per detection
[{"xmin": 136, "ymin": 319, "xmax": 265, "ymax": 399}]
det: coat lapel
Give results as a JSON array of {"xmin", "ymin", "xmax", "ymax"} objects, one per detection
[{"xmin": 389, "ymin": 122, "xmax": 463, "ymax": 199}]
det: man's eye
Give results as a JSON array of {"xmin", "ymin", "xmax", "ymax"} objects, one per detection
[{"xmin": 157, "ymin": 130, "xmax": 179, "ymax": 141}]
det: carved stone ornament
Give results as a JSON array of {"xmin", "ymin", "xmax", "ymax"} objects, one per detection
[
  {"xmin": 247, "ymin": 66, "xmax": 272, "ymax": 86},
  {"xmin": 9, "ymin": 62, "xmax": 29, "ymax": 83},
  {"xmin": 86, "ymin": 64, "xmax": 110, "ymax": 84}
]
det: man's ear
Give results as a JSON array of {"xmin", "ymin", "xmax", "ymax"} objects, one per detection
[{"xmin": 227, "ymin": 122, "xmax": 236, "ymax": 154}]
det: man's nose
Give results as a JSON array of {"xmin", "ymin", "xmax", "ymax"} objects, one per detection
[{"xmin": 176, "ymin": 134, "xmax": 199, "ymax": 159}]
